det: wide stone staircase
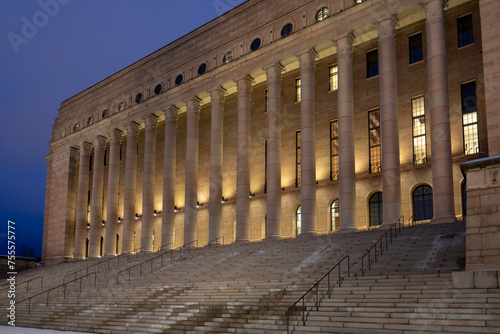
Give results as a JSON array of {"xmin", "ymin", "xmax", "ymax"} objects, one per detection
[{"xmin": 8, "ymin": 221, "xmax": 500, "ymax": 333}]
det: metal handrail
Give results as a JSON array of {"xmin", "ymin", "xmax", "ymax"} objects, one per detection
[
  {"xmin": 158, "ymin": 242, "xmax": 173, "ymax": 252},
  {"xmin": 0, "ymin": 275, "xmax": 43, "ymax": 294},
  {"xmin": 116, "ymin": 241, "xmax": 198, "ymax": 284},
  {"xmin": 408, "ymin": 215, "xmax": 416, "ymax": 228},
  {"xmin": 208, "ymin": 236, "xmax": 225, "ymax": 248},
  {"xmin": 63, "ymin": 246, "xmax": 145, "ymax": 284},
  {"xmin": 18, "ymin": 272, "xmax": 96, "ymax": 314},
  {"xmin": 286, "ymin": 255, "xmax": 350, "ymax": 334},
  {"xmin": 361, "ymin": 215, "xmax": 404, "ymax": 276}
]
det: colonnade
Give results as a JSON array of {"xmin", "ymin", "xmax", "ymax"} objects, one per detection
[{"xmin": 72, "ymin": 0, "xmax": 454, "ymax": 258}]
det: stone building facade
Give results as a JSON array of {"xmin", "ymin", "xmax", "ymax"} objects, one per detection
[{"xmin": 42, "ymin": 0, "xmax": 499, "ymax": 262}]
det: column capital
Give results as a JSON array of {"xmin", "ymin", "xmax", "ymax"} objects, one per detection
[
  {"xmin": 265, "ymin": 62, "xmax": 285, "ymax": 85},
  {"xmin": 423, "ymin": 0, "xmax": 447, "ymax": 23},
  {"xmin": 108, "ymin": 129, "xmax": 123, "ymax": 145},
  {"xmin": 80, "ymin": 141, "xmax": 93, "ymax": 157},
  {"xmin": 144, "ymin": 113, "xmax": 159, "ymax": 132},
  {"xmin": 298, "ymin": 49, "xmax": 318, "ymax": 71},
  {"xmin": 210, "ymin": 86, "xmax": 227, "ymax": 109},
  {"xmin": 236, "ymin": 75, "xmax": 254, "ymax": 97},
  {"xmin": 125, "ymin": 121, "xmax": 140, "ymax": 139},
  {"xmin": 164, "ymin": 105, "xmax": 179, "ymax": 124},
  {"xmin": 334, "ymin": 33, "xmax": 356, "ymax": 59},
  {"xmin": 94, "ymin": 135, "xmax": 107, "ymax": 150},
  {"xmin": 186, "ymin": 96, "xmax": 202, "ymax": 119},
  {"xmin": 376, "ymin": 15, "xmax": 398, "ymax": 40}
]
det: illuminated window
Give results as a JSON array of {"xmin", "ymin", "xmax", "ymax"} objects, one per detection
[
  {"xmin": 296, "ymin": 206, "xmax": 302, "ymax": 236},
  {"xmin": 296, "ymin": 131, "xmax": 301, "ymax": 187},
  {"xmin": 461, "ymin": 81, "xmax": 479, "ymax": 155},
  {"xmin": 295, "ymin": 78, "xmax": 301, "ymax": 102},
  {"xmin": 457, "ymin": 14, "xmax": 473, "ymax": 48},
  {"xmin": 368, "ymin": 109, "xmax": 381, "ymax": 173},
  {"xmin": 331, "ymin": 199, "xmax": 339, "ymax": 231},
  {"xmin": 330, "ymin": 120, "xmax": 339, "ymax": 180},
  {"xmin": 409, "ymin": 33, "xmax": 423, "ymax": 64},
  {"xmin": 369, "ymin": 192, "xmax": 383, "ymax": 226},
  {"xmin": 316, "ymin": 7, "xmax": 329, "ymax": 22},
  {"xmin": 329, "ymin": 65, "xmax": 338, "ymax": 91},
  {"xmin": 223, "ymin": 51, "xmax": 233, "ymax": 64},
  {"xmin": 366, "ymin": 49, "xmax": 378, "ymax": 78},
  {"xmin": 413, "ymin": 185, "xmax": 433, "ymax": 221},
  {"xmin": 412, "ymin": 96, "xmax": 427, "ymax": 164}
]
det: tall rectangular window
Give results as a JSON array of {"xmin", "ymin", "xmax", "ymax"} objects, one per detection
[
  {"xmin": 409, "ymin": 33, "xmax": 423, "ymax": 64},
  {"xmin": 295, "ymin": 78, "xmax": 301, "ymax": 102},
  {"xmin": 329, "ymin": 65, "xmax": 338, "ymax": 91},
  {"xmin": 461, "ymin": 81, "xmax": 479, "ymax": 155},
  {"xmin": 296, "ymin": 131, "xmax": 301, "ymax": 187},
  {"xmin": 366, "ymin": 49, "xmax": 378, "ymax": 78},
  {"xmin": 369, "ymin": 109, "xmax": 381, "ymax": 173},
  {"xmin": 457, "ymin": 14, "xmax": 473, "ymax": 48},
  {"xmin": 330, "ymin": 120, "xmax": 339, "ymax": 180},
  {"xmin": 412, "ymin": 96, "xmax": 427, "ymax": 164}
]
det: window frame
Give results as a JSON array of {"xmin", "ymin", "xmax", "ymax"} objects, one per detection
[
  {"xmin": 409, "ymin": 32, "xmax": 423, "ymax": 65},
  {"xmin": 330, "ymin": 120, "xmax": 339, "ymax": 181},
  {"xmin": 329, "ymin": 65, "xmax": 338, "ymax": 92},
  {"xmin": 461, "ymin": 80, "xmax": 479, "ymax": 155},
  {"xmin": 368, "ymin": 108, "xmax": 381, "ymax": 173},
  {"xmin": 411, "ymin": 95, "xmax": 427, "ymax": 164},
  {"xmin": 457, "ymin": 13, "xmax": 474, "ymax": 48},
  {"xmin": 295, "ymin": 78, "xmax": 301, "ymax": 103},
  {"xmin": 366, "ymin": 49, "xmax": 379, "ymax": 79}
]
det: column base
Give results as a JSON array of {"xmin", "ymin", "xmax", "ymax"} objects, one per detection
[
  {"xmin": 264, "ymin": 235, "xmax": 282, "ymax": 241},
  {"xmin": 234, "ymin": 238, "xmax": 251, "ymax": 244},
  {"xmin": 297, "ymin": 231, "xmax": 317, "ymax": 238},
  {"xmin": 431, "ymin": 216, "xmax": 457, "ymax": 225},
  {"xmin": 336, "ymin": 226, "xmax": 357, "ymax": 234}
]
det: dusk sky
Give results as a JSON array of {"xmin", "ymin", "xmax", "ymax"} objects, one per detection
[{"xmin": 0, "ymin": 0, "xmax": 247, "ymax": 258}]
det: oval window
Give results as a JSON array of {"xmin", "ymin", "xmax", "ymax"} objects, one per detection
[
  {"xmin": 118, "ymin": 101, "xmax": 126, "ymax": 111},
  {"xmin": 316, "ymin": 7, "xmax": 329, "ymax": 22},
  {"xmin": 86, "ymin": 116, "xmax": 93, "ymax": 126},
  {"xmin": 198, "ymin": 63, "xmax": 207, "ymax": 75},
  {"xmin": 154, "ymin": 84, "xmax": 162, "ymax": 95},
  {"xmin": 102, "ymin": 109, "xmax": 108, "ymax": 119},
  {"xmin": 175, "ymin": 74, "xmax": 184, "ymax": 86},
  {"xmin": 223, "ymin": 51, "xmax": 233, "ymax": 64},
  {"xmin": 135, "ymin": 93, "xmax": 143, "ymax": 104},
  {"xmin": 250, "ymin": 38, "xmax": 262, "ymax": 52},
  {"xmin": 281, "ymin": 23, "xmax": 293, "ymax": 38}
]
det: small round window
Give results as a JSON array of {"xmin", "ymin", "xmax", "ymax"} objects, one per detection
[
  {"xmin": 316, "ymin": 7, "xmax": 329, "ymax": 22},
  {"xmin": 154, "ymin": 84, "xmax": 162, "ymax": 95},
  {"xmin": 73, "ymin": 122, "xmax": 80, "ymax": 132},
  {"xmin": 223, "ymin": 51, "xmax": 233, "ymax": 64},
  {"xmin": 102, "ymin": 109, "xmax": 108, "ymax": 119},
  {"xmin": 118, "ymin": 101, "xmax": 126, "ymax": 111},
  {"xmin": 86, "ymin": 116, "xmax": 93, "ymax": 126},
  {"xmin": 135, "ymin": 93, "xmax": 143, "ymax": 104},
  {"xmin": 250, "ymin": 38, "xmax": 262, "ymax": 52},
  {"xmin": 281, "ymin": 23, "xmax": 293, "ymax": 38},
  {"xmin": 175, "ymin": 74, "xmax": 184, "ymax": 86},
  {"xmin": 198, "ymin": 63, "xmax": 207, "ymax": 76}
]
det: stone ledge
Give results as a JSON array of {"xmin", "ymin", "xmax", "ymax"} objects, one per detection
[{"xmin": 452, "ymin": 270, "xmax": 500, "ymax": 289}]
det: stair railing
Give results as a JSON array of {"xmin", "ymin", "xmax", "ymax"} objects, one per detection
[
  {"xmin": 0, "ymin": 275, "xmax": 43, "ymax": 294},
  {"xmin": 63, "ymin": 246, "xmax": 146, "ymax": 284},
  {"xmin": 18, "ymin": 272, "xmax": 96, "ymax": 314},
  {"xmin": 361, "ymin": 215, "xmax": 404, "ymax": 276},
  {"xmin": 208, "ymin": 236, "xmax": 225, "ymax": 248},
  {"xmin": 116, "ymin": 240, "xmax": 198, "ymax": 284},
  {"xmin": 286, "ymin": 255, "xmax": 350, "ymax": 334}
]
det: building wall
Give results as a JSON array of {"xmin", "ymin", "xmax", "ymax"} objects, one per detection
[{"xmin": 43, "ymin": 0, "xmax": 493, "ymax": 260}]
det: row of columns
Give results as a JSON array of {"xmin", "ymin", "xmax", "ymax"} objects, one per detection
[{"xmin": 72, "ymin": 0, "xmax": 455, "ymax": 258}]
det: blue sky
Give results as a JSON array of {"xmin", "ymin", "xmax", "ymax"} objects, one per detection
[{"xmin": 0, "ymin": 0, "xmax": 246, "ymax": 258}]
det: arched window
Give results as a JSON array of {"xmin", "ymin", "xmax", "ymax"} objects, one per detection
[
  {"xmin": 331, "ymin": 199, "xmax": 339, "ymax": 231},
  {"xmin": 296, "ymin": 206, "xmax": 302, "ymax": 236},
  {"xmin": 369, "ymin": 192, "xmax": 383, "ymax": 226},
  {"xmin": 100, "ymin": 236, "xmax": 104, "ymax": 257},
  {"xmin": 413, "ymin": 185, "xmax": 433, "ymax": 221}
]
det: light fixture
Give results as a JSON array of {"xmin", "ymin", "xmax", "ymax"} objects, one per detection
[
  {"xmin": 249, "ymin": 191, "xmax": 255, "ymax": 198},
  {"xmin": 174, "ymin": 206, "xmax": 180, "ymax": 212},
  {"xmin": 101, "ymin": 220, "xmax": 106, "ymax": 226},
  {"xmin": 281, "ymin": 187, "xmax": 285, "ymax": 191},
  {"xmin": 86, "ymin": 223, "xmax": 90, "ymax": 229},
  {"xmin": 221, "ymin": 196, "xmax": 228, "ymax": 204},
  {"xmin": 117, "ymin": 217, "xmax": 122, "ymax": 223},
  {"xmin": 154, "ymin": 210, "xmax": 158, "ymax": 216},
  {"xmin": 135, "ymin": 213, "xmax": 142, "ymax": 220},
  {"xmin": 196, "ymin": 201, "xmax": 203, "ymax": 208}
]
